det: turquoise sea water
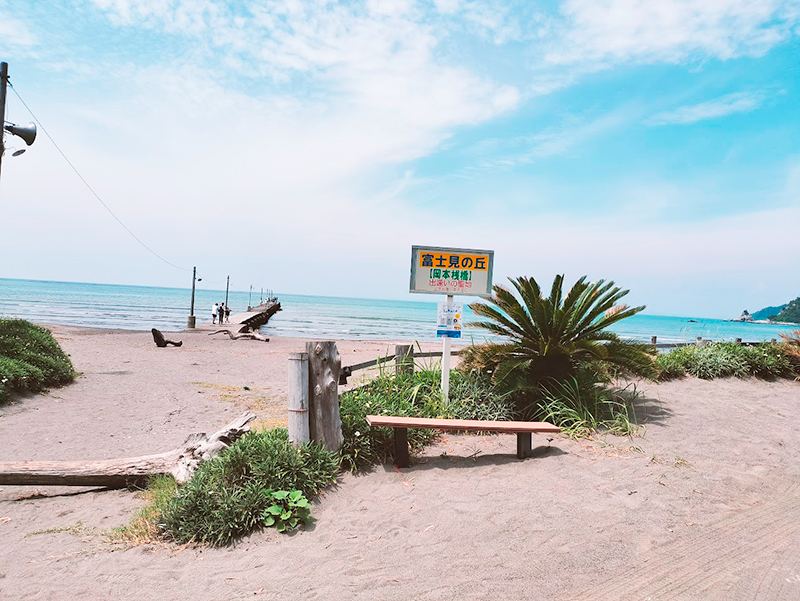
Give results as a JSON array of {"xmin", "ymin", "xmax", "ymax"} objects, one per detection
[{"xmin": 1, "ymin": 278, "xmax": 797, "ymax": 343}]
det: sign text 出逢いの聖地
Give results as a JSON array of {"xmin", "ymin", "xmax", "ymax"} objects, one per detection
[{"xmin": 409, "ymin": 246, "xmax": 494, "ymax": 296}]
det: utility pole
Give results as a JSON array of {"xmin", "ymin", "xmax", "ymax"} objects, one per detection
[
  {"xmin": 187, "ymin": 266, "xmax": 198, "ymax": 328},
  {"xmin": 0, "ymin": 62, "xmax": 9, "ymax": 182},
  {"xmin": 224, "ymin": 276, "xmax": 230, "ymax": 310}
]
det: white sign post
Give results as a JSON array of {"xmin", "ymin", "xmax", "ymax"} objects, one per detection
[
  {"xmin": 410, "ymin": 246, "xmax": 494, "ymax": 403},
  {"xmin": 437, "ymin": 298, "xmax": 463, "ymax": 400}
]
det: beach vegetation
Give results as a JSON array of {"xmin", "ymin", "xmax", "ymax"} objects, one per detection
[
  {"xmin": 459, "ymin": 275, "xmax": 656, "ymax": 436},
  {"xmin": 655, "ymin": 342, "xmax": 795, "ymax": 380},
  {"xmin": 156, "ymin": 428, "xmax": 337, "ymax": 546},
  {"xmin": 0, "ymin": 319, "xmax": 76, "ymax": 403},
  {"xmin": 538, "ymin": 376, "xmax": 641, "ymax": 438},
  {"xmin": 339, "ymin": 369, "xmax": 513, "ymax": 472},
  {"xmin": 779, "ymin": 331, "xmax": 800, "ymax": 378},
  {"xmin": 108, "ymin": 475, "xmax": 179, "ymax": 546}
]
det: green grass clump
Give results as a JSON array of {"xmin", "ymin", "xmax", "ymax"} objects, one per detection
[
  {"xmin": 339, "ymin": 368, "xmax": 514, "ymax": 472},
  {"xmin": 0, "ymin": 319, "xmax": 76, "ymax": 403},
  {"xmin": 655, "ymin": 342, "xmax": 794, "ymax": 380},
  {"xmin": 159, "ymin": 428, "xmax": 338, "ymax": 546},
  {"xmin": 537, "ymin": 375, "xmax": 640, "ymax": 438},
  {"xmin": 108, "ymin": 475, "xmax": 179, "ymax": 546}
]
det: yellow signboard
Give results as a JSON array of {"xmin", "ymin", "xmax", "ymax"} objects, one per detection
[{"xmin": 409, "ymin": 245, "xmax": 494, "ymax": 296}]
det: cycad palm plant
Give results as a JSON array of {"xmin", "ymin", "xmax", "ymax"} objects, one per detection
[{"xmin": 465, "ymin": 275, "xmax": 657, "ymax": 394}]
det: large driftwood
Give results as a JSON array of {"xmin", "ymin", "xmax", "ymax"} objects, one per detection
[
  {"xmin": 209, "ymin": 329, "xmax": 270, "ymax": 342},
  {"xmin": 307, "ymin": 341, "xmax": 343, "ymax": 452},
  {"xmin": 0, "ymin": 411, "xmax": 256, "ymax": 488}
]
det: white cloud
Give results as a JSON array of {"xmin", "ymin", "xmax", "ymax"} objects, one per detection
[
  {"xmin": 647, "ymin": 91, "xmax": 765, "ymax": 125},
  {"xmin": 0, "ymin": 10, "xmax": 37, "ymax": 47},
  {"xmin": 545, "ymin": 0, "xmax": 799, "ymax": 66}
]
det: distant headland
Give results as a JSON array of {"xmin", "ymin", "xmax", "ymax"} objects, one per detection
[{"xmin": 734, "ymin": 297, "xmax": 800, "ymax": 325}]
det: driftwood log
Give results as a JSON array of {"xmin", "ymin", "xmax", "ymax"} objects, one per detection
[
  {"xmin": 209, "ymin": 329, "xmax": 270, "ymax": 342},
  {"xmin": 0, "ymin": 411, "xmax": 256, "ymax": 488},
  {"xmin": 151, "ymin": 328, "xmax": 183, "ymax": 347}
]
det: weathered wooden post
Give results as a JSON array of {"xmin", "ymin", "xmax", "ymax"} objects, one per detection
[
  {"xmin": 306, "ymin": 341, "xmax": 343, "ymax": 452},
  {"xmin": 395, "ymin": 344, "xmax": 414, "ymax": 376},
  {"xmin": 287, "ymin": 352, "xmax": 310, "ymax": 445}
]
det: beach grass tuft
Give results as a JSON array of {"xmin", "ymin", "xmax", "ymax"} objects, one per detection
[
  {"xmin": 537, "ymin": 376, "xmax": 641, "ymax": 438},
  {"xmin": 0, "ymin": 318, "xmax": 76, "ymax": 403},
  {"xmin": 158, "ymin": 428, "xmax": 338, "ymax": 546}
]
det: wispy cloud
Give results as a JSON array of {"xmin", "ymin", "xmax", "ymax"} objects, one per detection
[
  {"xmin": 0, "ymin": 10, "xmax": 37, "ymax": 47},
  {"xmin": 458, "ymin": 107, "xmax": 632, "ymax": 176},
  {"xmin": 647, "ymin": 91, "xmax": 765, "ymax": 125},
  {"xmin": 544, "ymin": 0, "xmax": 799, "ymax": 66}
]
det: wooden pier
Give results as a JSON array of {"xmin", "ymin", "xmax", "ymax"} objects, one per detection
[{"xmin": 227, "ymin": 300, "xmax": 282, "ymax": 333}]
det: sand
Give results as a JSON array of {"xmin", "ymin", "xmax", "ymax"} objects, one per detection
[{"xmin": 1, "ymin": 325, "xmax": 799, "ymax": 600}]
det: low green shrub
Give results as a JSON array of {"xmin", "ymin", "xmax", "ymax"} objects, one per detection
[
  {"xmin": 160, "ymin": 428, "xmax": 338, "ymax": 546},
  {"xmin": 0, "ymin": 319, "xmax": 76, "ymax": 402},
  {"xmin": 339, "ymin": 369, "xmax": 513, "ymax": 472},
  {"xmin": 656, "ymin": 342, "xmax": 795, "ymax": 380}
]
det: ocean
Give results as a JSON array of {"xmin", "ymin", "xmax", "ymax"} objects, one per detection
[{"xmin": 1, "ymin": 278, "xmax": 797, "ymax": 344}]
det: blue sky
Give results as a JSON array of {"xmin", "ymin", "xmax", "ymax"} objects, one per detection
[{"xmin": 1, "ymin": 0, "xmax": 798, "ymax": 318}]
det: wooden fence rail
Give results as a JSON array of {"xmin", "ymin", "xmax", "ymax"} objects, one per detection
[{"xmin": 338, "ymin": 336, "xmax": 781, "ymax": 384}]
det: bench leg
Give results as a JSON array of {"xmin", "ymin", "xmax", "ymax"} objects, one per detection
[
  {"xmin": 394, "ymin": 428, "xmax": 411, "ymax": 468},
  {"xmin": 517, "ymin": 433, "xmax": 531, "ymax": 459}
]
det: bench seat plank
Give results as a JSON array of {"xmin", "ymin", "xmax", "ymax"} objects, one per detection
[{"xmin": 365, "ymin": 415, "xmax": 560, "ymax": 434}]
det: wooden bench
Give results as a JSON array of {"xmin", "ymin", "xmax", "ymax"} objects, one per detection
[{"xmin": 365, "ymin": 415, "xmax": 561, "ymax": 468}]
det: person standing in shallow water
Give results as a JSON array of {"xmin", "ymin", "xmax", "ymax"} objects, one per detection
[
  {"xmin": 212, "ymin": 302, "xmax": 219, "ymax": 325},
  {"xmin": 224, "ymin": 305, "xmax": 231, "ymax": 323}
]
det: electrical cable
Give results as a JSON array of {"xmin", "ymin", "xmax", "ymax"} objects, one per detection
[{"xmin": 8, "ymin": 82, "xmax": 190, "ymax": 272}]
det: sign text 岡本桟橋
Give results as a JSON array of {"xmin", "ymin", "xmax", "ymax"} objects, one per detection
[{"xmin": 409, "ymin": 246, "xmax": 494, "ymax": 296}]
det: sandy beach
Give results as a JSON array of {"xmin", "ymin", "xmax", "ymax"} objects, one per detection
[{"xmin": 1, "ymin": 325, "xmax": 799, "ymax": 600}]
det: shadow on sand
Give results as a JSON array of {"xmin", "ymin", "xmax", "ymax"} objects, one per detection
[
  {"xmin": 609, "ymin": 383, "xmax": 673, "ymax": 427},
  {"xmin": 382, "ymin": 444, "xmax": 567, "ymax": 472}
]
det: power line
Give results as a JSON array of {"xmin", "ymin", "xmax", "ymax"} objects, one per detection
[{"xmin": 8, "ymin": 82, "xmax": 190, "ymax": 272}]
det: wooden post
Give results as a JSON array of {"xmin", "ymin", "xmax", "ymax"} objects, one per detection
[
  {"xmin": 516, "ymin": 433, "xmax": 532, "ymax": 459},
  {"xmin": 288, "ymin": 352, "xmax": 310, "ymax": 445},
  {"xmin": 306, "ymin": 341, "xmax": 343, "ymax": 452},
  {"xmin": 395, "ymin": 344, "xmax": 414, "ymax": 376}
]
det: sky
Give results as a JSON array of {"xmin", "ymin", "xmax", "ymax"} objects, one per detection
[{"xmin": 0, "ymin": 0, "xmax": 798, "ymax": 318}]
